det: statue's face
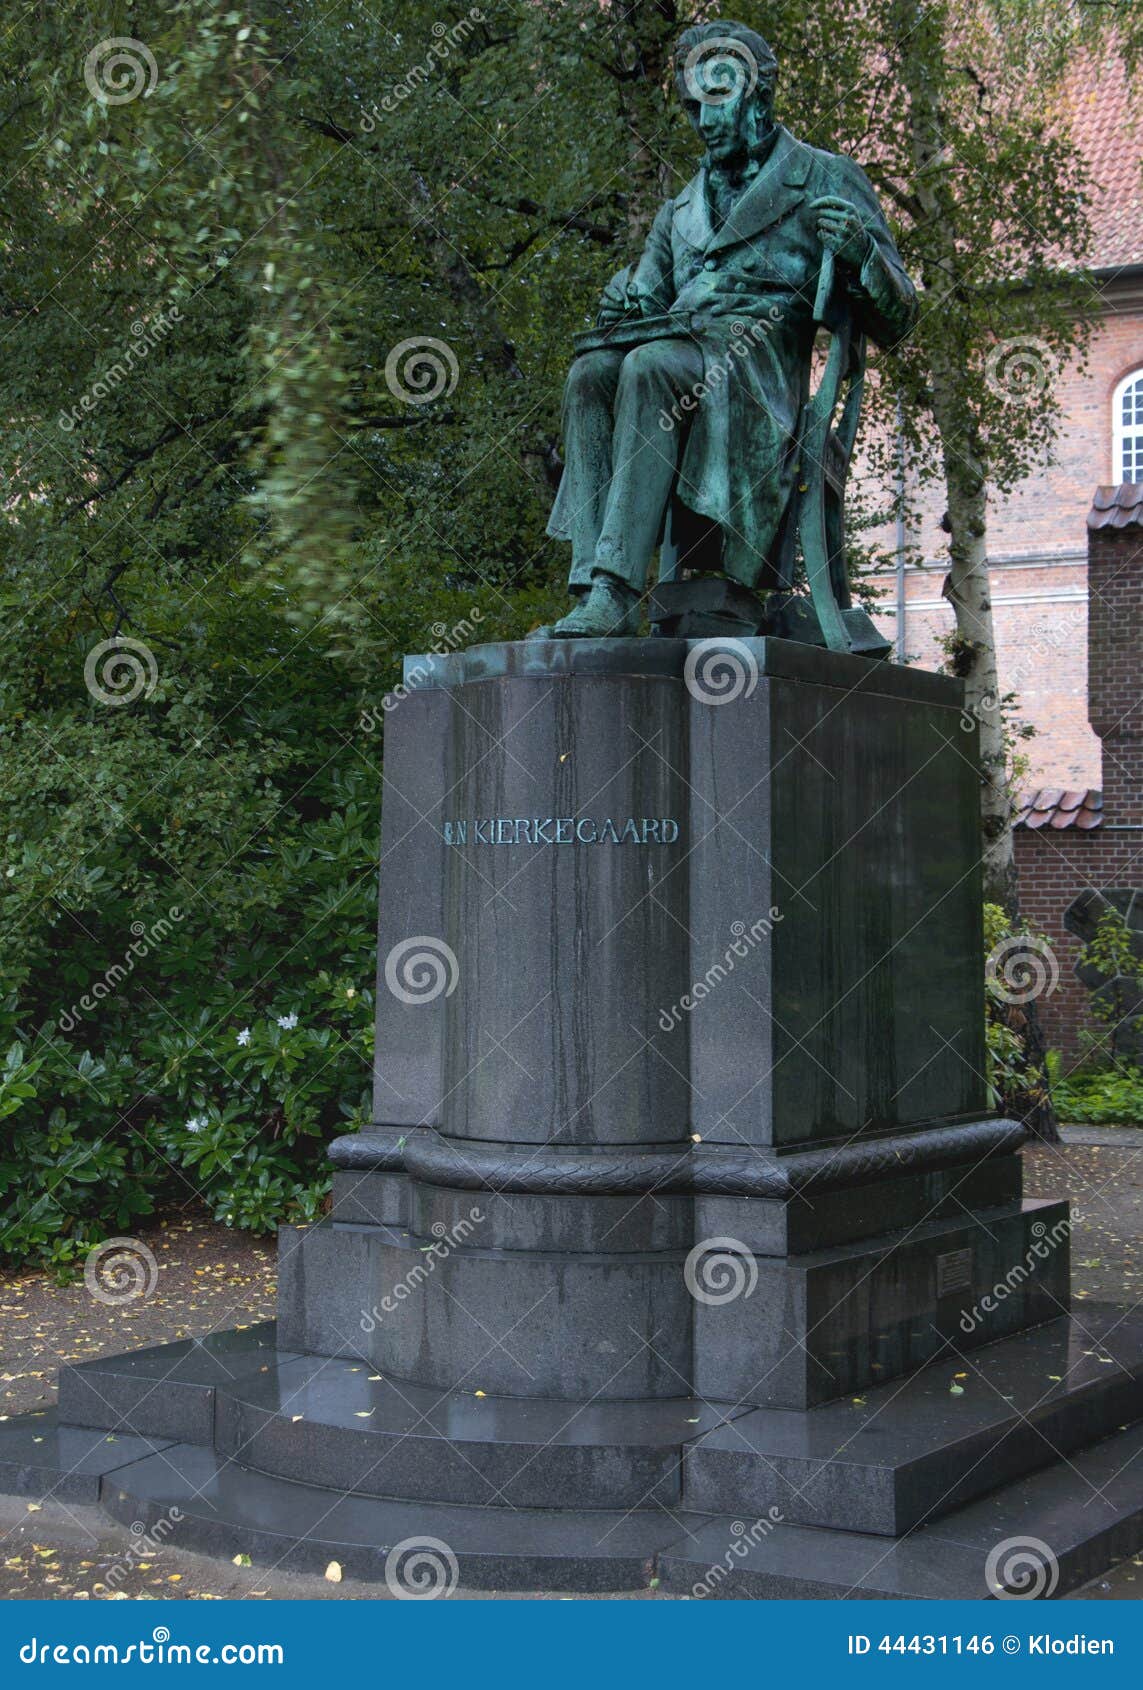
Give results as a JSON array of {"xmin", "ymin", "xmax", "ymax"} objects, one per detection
[{"xmin": 680, "ymin": 48, "xmax": 770, "ymax": 164}]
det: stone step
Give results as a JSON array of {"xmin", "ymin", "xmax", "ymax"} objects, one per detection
[
  {"xmin": 53, "ymin": 1307, "xmax": 1143, "ymax": 1535},
  {"xmin": 57, "ymin": 1324, "xmax": 287, "ymax": 1442},
  {"xmin": 662, "ymin": 1417, "xmax": 1143, "ymax": 1599},
  {"xmin": 93, "ymin": 1416, "xmax": 1143, "ymax": 1597},
  {"xmin": 685, "ymin": 1304, "xmax": 1143, "ymax": 1535},
  {"xmin": 214, "ymin": 1352, "xmax": 749, "ymax": 1510},
  {"xmin": 98, "ymin": 1441, "xmax": 682, "ymax": 1594},
  {"xmin": 0, "ymin": 1408, "xmax": 174, "ymax": 1504}
]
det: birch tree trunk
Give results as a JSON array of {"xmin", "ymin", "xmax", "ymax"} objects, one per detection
[{"xmin": 892, "ymin": 0, "xmax": 1057, "ymax": 1138}]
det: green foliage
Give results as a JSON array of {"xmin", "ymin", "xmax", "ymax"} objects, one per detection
[
  {"xmin": 1073, "ymin": 905, "xmax": 1143, "ymax": 1064},
  {"xmin": 1047, "ymin": 1052, "xmax": 1143, "ymax": 1127},
  {"xmin": 0, "ymin": 1, "xmax": 1123, "ymax": 1258},
  {"xmin": 0, "ymin": 699, "xmax": 378, "ymax": 1265},
  {"xmin": 983, "ymin": 902, "xmax": 1050, "ymax": 1114}
]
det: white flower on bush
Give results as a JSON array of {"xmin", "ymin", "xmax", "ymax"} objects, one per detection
[
  {"xmin": 236, "ymin": 1027, "xmax": 251, "ymax": 1046},
  {"xmin": 276, "ymin": 1012, "xmax": 298, "ymax": 1030},
  {"xmin": 345, "ymin": 987, "xmax": 356, "ymax": 999},
  {"xmin": 184, "ymin": 1114, "xmax": 207, "ymax": 1134}
]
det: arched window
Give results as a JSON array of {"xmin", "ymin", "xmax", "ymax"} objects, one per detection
[{"xmin": 1113, "ymin": 368, "xmax": 1143, "ymax": 484}]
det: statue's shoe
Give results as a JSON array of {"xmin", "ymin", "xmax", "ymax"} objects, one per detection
[{"xmin": 542, "ymin": 579, "xmax": 641, "ymax": 639}]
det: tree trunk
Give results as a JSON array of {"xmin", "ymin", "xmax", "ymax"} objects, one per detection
[
  {"xmin": 607, "ymin": 0, "xmax": 678, "ymax": 244},
  {"xmin": 892, "ymin": 0, "xmax": 1059, "ymax": 1141}
]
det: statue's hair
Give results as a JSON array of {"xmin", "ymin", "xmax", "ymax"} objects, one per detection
[{"xmin": 674, "ymin": 20, "xmax": 778, "ymax": 103}]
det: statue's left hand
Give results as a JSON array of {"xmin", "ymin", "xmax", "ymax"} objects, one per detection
[{"xmin": 809, "ymin": 196, "xmax": 875, "ymax": 270}]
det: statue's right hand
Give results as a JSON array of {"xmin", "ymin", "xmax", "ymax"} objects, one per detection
[
  {"xmin": 596, "ymin": 297, "xmax": 630, "ymax": 327},
  {"xmin": 596, "ymin": 264, "xmax": 640, "ymax": 327}
]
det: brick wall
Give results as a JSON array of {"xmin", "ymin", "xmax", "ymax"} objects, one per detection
[
  {"xmin": 1015, "ymin": 516, "xmax": 1143, "ymax": 1060},
  {"xmin": 870, "ymin": 562, "xmax": 1098, "ymax": 787},
  {"xmin": 860, "ymin": 277, "xmax": 1143, "ymax": 785}
]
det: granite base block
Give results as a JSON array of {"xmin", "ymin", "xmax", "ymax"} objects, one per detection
[
  {"xmin": 331, "ymin": 1170, "xmax": 409, "ymax": 1228},
  {"xmin": 659, "ymin": 1416, "xmax": 1143, "ymax": 1599},
  {"xmin": 694, "ymin": 1199, "xmax": 1071, "ymax": 1409},
  {"xmin": 277, "ymin": 1221, "xmax": 695, "ymax": 1400},
  {"xmin": 695, "ymin": 1153, "xmax": 1025, "ymax": 1255}
]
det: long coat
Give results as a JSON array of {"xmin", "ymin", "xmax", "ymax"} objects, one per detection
[{"xmin": 553, "ymin": 126, "xmax": 918, "ymax": 588}]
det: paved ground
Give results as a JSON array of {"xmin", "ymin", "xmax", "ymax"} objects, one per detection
[{"xmin": 2, "ymin": 1136, "xmax": 1143, "ymax": 1602}]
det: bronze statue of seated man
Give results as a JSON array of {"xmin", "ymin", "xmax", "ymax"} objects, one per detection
[{"xmin": 536, "ymin": 19, "xmax": 917, "ymax": 640}]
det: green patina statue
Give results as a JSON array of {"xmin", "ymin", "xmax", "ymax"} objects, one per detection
[{"xmin": 536, "ymin": 19, "xmax": 918, "ymax": 647}]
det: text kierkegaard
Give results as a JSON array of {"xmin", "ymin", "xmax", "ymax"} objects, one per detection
[{"xmin": 442, "ymin": 816, "xmax": 680, "ymax": 846}]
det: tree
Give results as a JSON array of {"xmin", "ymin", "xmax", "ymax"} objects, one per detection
[{"xmin": 2, "ymin": 0, "xmax": 1127, "ymax": 1241}]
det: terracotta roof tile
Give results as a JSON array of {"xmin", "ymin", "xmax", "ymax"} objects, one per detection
[
  {"xmin": 1065, "ymin": 58, "xmax": 1143, "ymax": 271},
  {"xmin": 1089, "ymin": 484, "xmax": 1143, "ymax": 529},
  {"xmin": 1014, "ymin": 787, "xmax": 1103, "ymax": 830}
]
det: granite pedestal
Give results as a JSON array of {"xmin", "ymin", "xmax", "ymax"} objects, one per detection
[{"xmin": 4, "ymin": 637, "xmax": 1143, "ymax": 1596}]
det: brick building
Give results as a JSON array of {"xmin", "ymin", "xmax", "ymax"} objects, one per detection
[
  {"xmin": 865, "ymin": 56, "xmax": 1143, "ymax": 792},
  {"xmin": 1014, "ymin": 490, "xmax": 1143, "ymax": 1059}
]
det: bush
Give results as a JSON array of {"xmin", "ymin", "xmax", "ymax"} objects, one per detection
[
  {"xmin": 983, "ymin": 902, "xmax": 1050, "ymax": 1116},
  {"xmin": 0, "ymin": 620, "xmax": 378, "ymax": 1271},
  {"xmin": 1046, "ymin": 1053, "xmax": 1143, "ymax": 1126}
]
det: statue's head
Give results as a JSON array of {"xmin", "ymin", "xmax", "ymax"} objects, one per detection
[{"xmin": 674, "ymin": 20, "xmax": 778, "ymax": 163}]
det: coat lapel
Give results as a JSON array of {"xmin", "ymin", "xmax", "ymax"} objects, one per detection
[
  {"xmin": 703, "ymin": 126, "xmax": 814, "ymax": 254},
  {"xmin": 671, "ymin": 172, "xmax": 712, "ymax": 255}
]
